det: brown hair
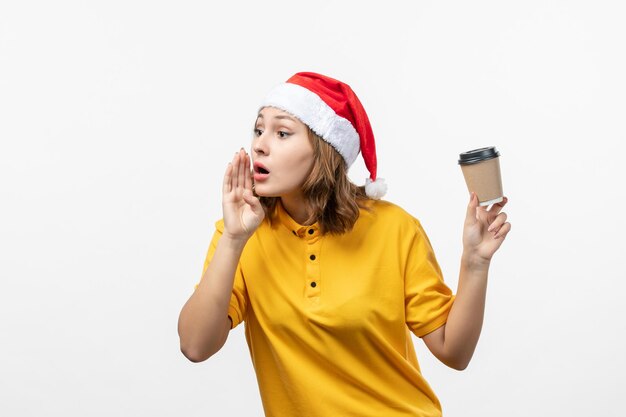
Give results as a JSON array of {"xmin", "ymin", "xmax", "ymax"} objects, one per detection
[{"xmin": 257, "ymin": 129, "xmax": 371, "ymax": 235}]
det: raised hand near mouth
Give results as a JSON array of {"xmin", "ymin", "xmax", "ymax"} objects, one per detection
[{"xmin": 222, "ymin": 148, "xmax": 265, "ymax": 242}]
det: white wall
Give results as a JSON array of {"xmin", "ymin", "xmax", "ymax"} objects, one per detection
[{"xmin": 1, "ymin": 1, "xmax": 624, "ymax": 416}]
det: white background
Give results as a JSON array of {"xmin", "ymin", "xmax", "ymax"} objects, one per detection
[{"xmin": 1, "ymin": 1, "xmax": 625, "ymax": 416}]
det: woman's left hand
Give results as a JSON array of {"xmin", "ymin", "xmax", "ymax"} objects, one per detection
[{"xmin": 463, "ymin": 192, "xmax": 511, "ymax": 264}]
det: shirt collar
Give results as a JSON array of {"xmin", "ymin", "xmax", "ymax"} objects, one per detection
[{"xmin": 276, "ymin": 200, "xmax": 320, "ymax": 238}]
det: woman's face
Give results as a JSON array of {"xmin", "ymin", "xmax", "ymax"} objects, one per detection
[{"xmin": 251, "ymin": 107, "xmax": 315, "ymax": 198}]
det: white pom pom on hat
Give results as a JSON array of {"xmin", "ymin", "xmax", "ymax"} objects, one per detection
[{"xmin": 260, "ymin": 72, "xmax": 387, "ymax": 199}]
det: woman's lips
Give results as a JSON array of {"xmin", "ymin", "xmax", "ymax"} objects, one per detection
[
  {"xmin": 253, "ymin": 172, "xmax": 269, "ymax": 182},
  {"xmin": 253, "ymin": 162, "xmax": 270, "ymax": 182}
]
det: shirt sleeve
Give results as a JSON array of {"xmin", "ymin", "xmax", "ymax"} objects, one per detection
[
  {"xmin": 404, "ymin": 219, "xmax": 456, "ymax": 338},
  {"xmin": 194, "ymin": 219, "xmax": 248, "ymax": 329}
]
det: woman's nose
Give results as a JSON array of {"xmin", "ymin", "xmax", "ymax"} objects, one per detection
[{"xmin": 253, "ymin": 134, "xmax": 268, "ymax": 155}]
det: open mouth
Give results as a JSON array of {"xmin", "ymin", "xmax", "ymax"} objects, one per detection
[{"xmin": 253, "ymin": 162, "xmax": 270, "ymax": 175}]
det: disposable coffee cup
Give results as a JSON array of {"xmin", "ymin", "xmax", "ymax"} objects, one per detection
[{"xmin": 458, "ymin": 146, "xmax": 503, "ymax": 206}]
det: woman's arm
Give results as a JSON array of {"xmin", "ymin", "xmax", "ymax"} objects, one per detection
[
  {"xmin": 178, "ymin": 149, "xmax": 264, "ymax": 362},
  {"xmin": 422, "ymin": 192, "xmax": 511, "ymax": 370},
  {"xmin": 178, "ymin": 235, "xmax": 247, "ymax": 362}
]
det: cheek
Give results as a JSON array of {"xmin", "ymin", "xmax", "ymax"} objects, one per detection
[{"xmin": 289, "ymin": 152, "xmax": 314, "ymax": 176}]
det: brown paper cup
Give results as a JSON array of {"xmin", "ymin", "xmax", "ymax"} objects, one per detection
[{"xmin": 459, "ymin": 147, "xmax": 503, "ymax": 206}]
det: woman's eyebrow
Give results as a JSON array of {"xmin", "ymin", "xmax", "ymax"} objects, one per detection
[
  {"xmin": 256, "ymin": 113, "xmax": 296, "ymax": 122},
  {"xmin": 274, "ymin": 115, "xmax": 296, "ymax": 122}
]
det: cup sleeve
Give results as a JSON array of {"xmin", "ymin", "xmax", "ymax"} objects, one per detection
[
  {"xmin": 404, "ymin": 219, "xmax": 456, "ymax": 338},
  {"xmin": 194, "ymin": 219, "xmax": 248, "ymax": 329}
]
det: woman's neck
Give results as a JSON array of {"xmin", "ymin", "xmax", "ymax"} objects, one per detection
[{"xmin": 280, "ymin": 194, "xmax": 314, "ymax": 225}]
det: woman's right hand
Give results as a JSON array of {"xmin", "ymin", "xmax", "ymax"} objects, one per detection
[{"xmin": 222, "ymin": 148, "xmax": 265, "ymax": 241}]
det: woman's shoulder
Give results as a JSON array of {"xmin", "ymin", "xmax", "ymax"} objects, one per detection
[
  {"xmin": 210, "ymin": 217, "xmax": 275, "ymax": 238},
  {"xmin": 212, "ymin": 218, "xmax": 226, "ymax": 232},
  {"xmin": 360, "ymin": 199, "xmax": 422, "ymax": 229}
]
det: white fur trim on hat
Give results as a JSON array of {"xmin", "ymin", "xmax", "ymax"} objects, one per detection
[
  {"xmin": 260, "ymin": 83, "xmax": 360, "ymax": 167},
  {"xmin": 365, "ymin": 177, "xmax": 387, "ymax": 199}
]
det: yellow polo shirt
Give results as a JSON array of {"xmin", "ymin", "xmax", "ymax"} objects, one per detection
[{"xmin": 195, "ymin": 199, "xmax": 455, "ymax": 417}]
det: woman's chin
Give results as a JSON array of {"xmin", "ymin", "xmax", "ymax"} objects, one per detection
[{"xmin": 253, "ymin": 185, "xmax": 277, "ymax": 198}]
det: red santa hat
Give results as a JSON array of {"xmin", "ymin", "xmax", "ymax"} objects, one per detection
[{"xmin": 260, "ymin": 72, "xmax": 387, "ymax": 199}]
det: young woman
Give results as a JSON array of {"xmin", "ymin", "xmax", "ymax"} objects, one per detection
[{"xmin": 178, "ymin": 72, "xmax": 511, "ymax": 416}]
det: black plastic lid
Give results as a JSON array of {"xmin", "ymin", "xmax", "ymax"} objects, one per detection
[{"xmin": 458, "ymin": 146, "xmax": 500, "ymax": 165}]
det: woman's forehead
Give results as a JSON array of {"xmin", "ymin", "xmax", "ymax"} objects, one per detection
[
  {"xmin": 257, "ymin": 107, "xmax": 302, "ymax": 124},
  {"xmin": 259, "ymin": 106, "xmax": 293, "ymax": 118}
]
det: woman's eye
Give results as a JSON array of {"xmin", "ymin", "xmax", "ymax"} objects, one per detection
[
  {"xmin": 254, "ymin": 128, "xmax": 263, "ymax": 136},
  {"xmin": 278, "ymin": 131, "xmax": 291, "ymax": 138}
]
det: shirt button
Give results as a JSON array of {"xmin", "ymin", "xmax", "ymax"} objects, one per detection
[
  {"xmin": 310, "ymin": 282, "xmax": 317, "ymax": 288},
  {"xmin": 309, "ymin": 254, "xmax": 316, "ymax": 261},
  {"xmin": 308, "ymin": 229, "xmax": 314, "ymax": 235}
]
